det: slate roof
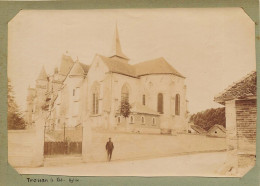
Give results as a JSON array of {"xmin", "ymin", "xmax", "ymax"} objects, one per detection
[
  {"xmin": 131, "ymin": 102, "xmax": 159, "ymax": 115},
  {"xmin": 79, "ymin": 62, "xmax": 89, "ymax": 74},
  {"xmin": 134, "ymin": 57, "xmax": 185, "ymax": 78},
  {"xmin": 190, "ymin": 125, "xmax": 207, "ymax": 134},
  {"xmin": 98, "ymin": 54, "xmax": 136, "ymax": 77},
  {"xmin": 69, "ymin": 61, "xmax": 90, "ymax": 76},
  {"xmin": 59, "ymin": 54, "xmax": 74, "ymax": 76},
  {"xmin": 214, "ymin": 71, "xmax": 256, "ymax": 104},
  {"xmin": 98, "ymin": 54, "xmax": 184, "ymax": 78}
]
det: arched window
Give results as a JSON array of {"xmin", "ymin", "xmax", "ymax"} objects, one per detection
[
  {"xmin": 92, "ymin": 93, "xmax": 99, "ymax": 114},
  {"xmin": 157, "ymin": 93, "xmax": 163, "ymax": 114},
  {"xmin": 91, "ymin": 82, "xmax": 100, "ymax": 114},
  {"xmin": 117, "ymin": 116, "xmax": 121, "ymax": 123},
  {"xmin": 121, "ymin": 84, "xmax": 130, "ymax": 103},
  {"xmin": 175, "ymin": 94, "xmax": 180, "ymax": 115},
  {"xmin": 142, "ymin": 95, "xmax": 145, "ymax": 105}
]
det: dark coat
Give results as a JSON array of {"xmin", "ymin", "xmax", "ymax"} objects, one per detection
[{"xmin": 106, "ymin": 141, "xmax": 114, "ymax": 152}]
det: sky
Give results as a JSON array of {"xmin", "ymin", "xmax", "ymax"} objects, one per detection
[{"xmin": 8, "ymin": 8, "xmax": 256, "ymax": 114}]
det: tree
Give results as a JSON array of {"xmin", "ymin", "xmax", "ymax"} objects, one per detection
[
  {"xmin": 8, "ymin": 79, "xmax": 25, "ymax": 130},
  {"xmin": 189, "ymin": 107, "xmax": 225, "ymax": 131},
  {"xmin": 119, "ymin": 99, "xmax": 132, "ymax": 119}
]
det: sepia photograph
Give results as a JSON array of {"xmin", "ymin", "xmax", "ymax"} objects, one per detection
[{"xmin": 7, "ymin": 8, "xmax": 256, "ymax": 177}]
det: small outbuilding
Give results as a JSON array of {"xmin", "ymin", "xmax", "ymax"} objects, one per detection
[
  {"xmin": 214, "ymin": 71, "xmax": 256, "ymax": 175},
  {"xmin": 207, "ymin": 124, "xmax": 226, "ymax": 138},
  {"xmin": 189, "ymin": 125, "xmax": 207, "ymax": 134}
]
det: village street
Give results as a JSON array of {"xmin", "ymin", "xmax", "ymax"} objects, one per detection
[{"xmin": 17, "ymin": 151, "xmax": 228, "ymax": 177}]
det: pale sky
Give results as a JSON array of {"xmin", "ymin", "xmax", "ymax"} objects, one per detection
[{"xmin": 8, "ymin": 8, "xmax": 256, "ymax": 114}]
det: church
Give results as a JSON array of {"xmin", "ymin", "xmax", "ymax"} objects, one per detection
[{"xmin": 25, "ymin": 26, "xmax": 189, "ymax": 134}]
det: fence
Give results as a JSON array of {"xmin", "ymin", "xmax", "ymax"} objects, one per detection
[
  {"xmin": 44, "ymin": 125, "xmax": 83, "ymax": 156},
  {"xmin": 44, "ymin": 141, "xmax": 82, "ymax": 155}
]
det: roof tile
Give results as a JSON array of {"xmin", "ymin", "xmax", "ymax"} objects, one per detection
[{"xmin": 214, "ymin": 71, "xmax": 256, "ymax": 103}]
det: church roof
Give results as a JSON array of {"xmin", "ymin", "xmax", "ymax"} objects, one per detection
[
  {"xmin": 214, "ymin": 71, "xmax": 256, "ymax": 104},
  {"xmin": 98, "ymin": 54, "xmax": 184, "ymax": 78},
  {"xmin": 131, "ymin": 102, "xmax": 159, "ymax": 115},
  {"xmin": 59, "ymin": 54, "xmax": 74, "ymax": 76},
  {"xmin": 109, "ymin": 25, "xmax": 129, "ymax": 60},
  {"xmin": 37, "ymin": 66, "xmax": 48, "ymax": 81},
  {"xmin": 79, "ymin": 62, "xmax": 89, "ymax": 74},
  {"xmin": 98, "ymin": 54, "xmax": 136, "ymax": 77},
  {"xmin": 134, "ymin": 57, "xmax": 185, "ymax": 78},
  {"xmin": 69, "ymin": 61, "xmax": 90, "ymax": 76}
]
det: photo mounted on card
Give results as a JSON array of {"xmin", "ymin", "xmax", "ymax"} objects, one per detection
[{"xmin": 8, "ymin": 8, "xmax": 256, "ymax": 177}]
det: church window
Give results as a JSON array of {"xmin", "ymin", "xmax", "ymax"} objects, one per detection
[
  {"xmin": 142, "ymin": 95, "xmax": 146, "ymax": 105},
  {"xmin": 91, "ymin": 82, "xmax": 100, "ymax": 115},
  {"xmin": 121, "ymin": 84, "xmax": 130, "ymax": 103},
  {"xmin": 73, "ymin": 87, "xmax": 80, "ymax": 101},
  {"xmin": 157, "ymin": 93, "xmax": 164, "ymax": 114},
  {"xmin": 175, "ymin": 94, "xmax": 180, "ymax": 115},
  {"xmin": 141, "ymin": 116, "xmax": 145, "ymax": 124},
  {"xmin": 117, "ymin": 116, "xmax": 121, "ymax": 123},
  {"xmin": 92, "ymin": 93, "xmax": 99, "ymax": 114},
  {"xmin": 152, "ymin": 117, "xmax": 156, "ymax": 125}
]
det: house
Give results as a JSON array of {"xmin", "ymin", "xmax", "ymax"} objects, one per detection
[
  {"xmin": 207, "ymin": 124, "xmax": 226, "ymax": 138},
  {"xmin": 25, "ymin": 25, "xmax": 189, "ymax": 134},
  {"xmin": 214, "ymin": 71, "xmax": 256, "ymax": 174}
]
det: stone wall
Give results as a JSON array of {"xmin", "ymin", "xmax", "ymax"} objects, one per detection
[
  {"xmin": 82, "ymin": 129, "xmax": 226, "ymax": 163},
  {"xmin": 8, "ymin": 128, "xmax": 44, "ymax": 167},
  {"xmin": 235, "ymin": 99, "xmax": 256, "ymax": 170},
  {"xmin": 8, "ymin": 117, "xmax": 45, "ymax": 168},
  {"xmin": 223, "ymin": 99, "xmax": 257, "ymax": 176},
  {"xmin": 236, "ymin": 99, "xmax": 257, "ymax": 155}
]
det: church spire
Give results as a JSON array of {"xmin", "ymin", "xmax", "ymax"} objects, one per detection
[
  {"xmin": 37, "ymin": 66, "xmax": 48, "ymax": 81},
  {"xmin": 110, "ymin": 24, "xmax": 129, "ymax": 60}
]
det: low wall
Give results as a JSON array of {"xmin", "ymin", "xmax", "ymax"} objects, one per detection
[
  {"xmin": 83, "ymin": 130, "xmax": 226, "ymax": 162},
  {"xmin": 8, "ymin": 130, "xmax": 35, "ymax": 167},
  {"xmin": 8, "ymin": 127, "xmax": 44, "ymax": 167}
]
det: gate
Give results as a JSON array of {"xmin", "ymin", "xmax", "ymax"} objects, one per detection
[
  {"xmin": 44, "ymin": 125, "xmax": 82, "ymax": 156},
  {"xmin": 44, "ymin": 141, "xmax": 82, "ymax": 155}
]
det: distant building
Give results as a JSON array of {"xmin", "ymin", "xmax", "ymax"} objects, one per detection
[
  {"xmin": 188, "ymin": 124, "xmax": 207, "ymax": 134},
  {"xmin": 25, "ymin": 25, "xmax": 189, "ymax": 134},
  {"xmin": 207, "ymin": 124, "xmax": 226, "ymax": 138},
  {"xmin": 214, "ymin": 71, "xmax": 256, "ymax": 174}
]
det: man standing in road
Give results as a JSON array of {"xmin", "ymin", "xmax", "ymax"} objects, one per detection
[{"xmin": 105, "ymin": 137, "xmax": 114, "ymax": 161}]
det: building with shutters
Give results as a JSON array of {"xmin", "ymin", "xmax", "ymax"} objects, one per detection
[{"xmin": 25, "ymin": 26, "xmax": 189, "ymax": 134}]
